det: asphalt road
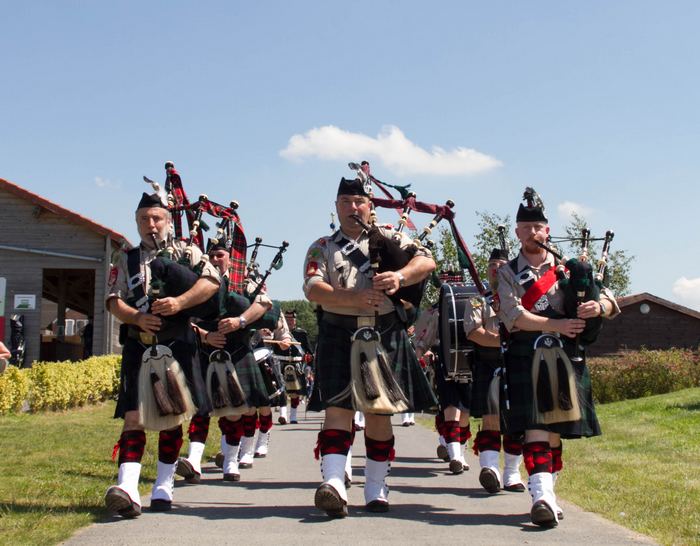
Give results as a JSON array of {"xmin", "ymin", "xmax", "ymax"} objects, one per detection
[{"xmin": 67, "ymin": 410, "xmax": 656, "ymax": 545}]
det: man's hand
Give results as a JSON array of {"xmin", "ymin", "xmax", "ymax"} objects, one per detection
[
  {"xmin": 357, "ymin": 287, "xmax": 386, "ymax": 311},
  {"xmin": 556, "ymin": 318, "xmax": 586, "ymax": 338},
  {"xmin": 0, "ymin": 341, "xmax": 10, "ymax": 360},
  {"xmin": 373, "ymin": 271, "xmax": 402, "ymax": 295},
  {"xmin": 278, "ymin": 340, "xmax": 292, "ymax": 350},
  {"xmin": 205, "ymin": 330, "xmax": 226, "ymax": 348},
  {"xmin": 151, "ymin": 297, "xmax": 183, "ymax": 316},
  {"xmin": 218, "ymin": 317, "xmax": 243, "ymax": 335},
  {"xmin": 577, "ymin": 300, "xmax": 602, "ymax": 319},
  {"xmin": 136, "ymin": 313, "xmax": 162, "ymax": 335}
]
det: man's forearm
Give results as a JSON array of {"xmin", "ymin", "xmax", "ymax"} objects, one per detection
[
  {"xmin": 107, "ymin": 297, "xmax": 141, "ymax": 325},
  {"xmin": 176, "ymin": 277, "xmax": 219, "ymax": 310},
  {"xmin": 307, "ymin": 282, "xmax": 357, "ymax": 308}
]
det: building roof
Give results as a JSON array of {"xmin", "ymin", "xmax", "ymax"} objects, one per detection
[
  {"xmin": 617, "ymin": 292, "xmax": 700, "ymax": 321},
  {"xmin": 0, "ymin": 177, "xmax": 131, "ymax": 248}
]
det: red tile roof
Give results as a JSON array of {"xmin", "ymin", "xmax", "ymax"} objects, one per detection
[{"xmin": 0, "ymin": 177, "xmax": 132, "ymax": 248}]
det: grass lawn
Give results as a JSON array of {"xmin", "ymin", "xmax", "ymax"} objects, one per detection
[
  {"xmin": 559, "ymin": 387, "xmax": 700, "ymax": 546},
  {"xmin": 0, "ymin": 401, "xmax": 222, "ymax": 545}
]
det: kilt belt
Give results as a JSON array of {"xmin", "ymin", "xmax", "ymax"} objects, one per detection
[{"xmin": 321, "ymin": 310, "xmax": 400, "ymax": 330}]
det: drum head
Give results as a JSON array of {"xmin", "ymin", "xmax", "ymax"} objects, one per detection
[{"xmin": 253, "ymin": 347, "xmax": 273, "ymax": 363}]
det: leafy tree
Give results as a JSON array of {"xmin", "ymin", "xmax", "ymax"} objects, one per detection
[
  {"xmin": 421, "ymin": 226, "xmax": 459, "ymax": 306},
  {"xmin": 561, "ymin": 212, "xmax": 633, "ymax": 296},
  {"xmin": 278, "ymin": 299, "xmax": 318, "ymax": 342},
  {"xmin": 471, "ymin": 211, "xmax": 517, "ymax": 279}
]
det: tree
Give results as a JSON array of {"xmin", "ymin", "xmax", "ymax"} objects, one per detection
[
  {"xmin": 561, "ymin": 212, "xmax": 633, "ymax": 296},
  {"xmin": 421, "ymin": 226, "xmax": 459, "ymax": 306},
  {"xmin": 278, "ymin": 299, "xmax": 318, "ymax": 342},
  {"xmin": 471, "ymin": 211, "xmax": 517, "ymax": 279}
]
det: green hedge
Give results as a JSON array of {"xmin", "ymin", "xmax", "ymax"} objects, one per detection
[
  {"xmin": 0, "ymin": 355, "xmax": 120, "ymax": 415},
  {"xmin": 589, "ymin": 348, "xmax": 700, "ymax": 404}
]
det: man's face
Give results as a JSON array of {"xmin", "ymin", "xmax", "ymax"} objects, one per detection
[
  {"xmin": 208, "ymin": 249, "xmax": 230, "ymax": 275},
  {"xmin": 515, "ymin": 222, "xmax": 549, "ymax": 254},
  {"xmin": 136, "ymin": 208, "xmax": 170, "ymax": 245},
  {"xmin": 285, "ymin": 314, "xmax": 296, "ymax": 329},
  {"xmin": 335, "ymin": 194, "xmax": 371, "ymax": 232}
]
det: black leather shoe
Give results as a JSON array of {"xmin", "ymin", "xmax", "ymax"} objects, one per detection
[
  {"xmin": 479, "ymin": 468, "xmax": 501, "ymax": 494},
  {"xmin": 314, "ymin": 484, "xmax": 348, "ymax": 518},
  {"xmin": 531, "ymin": 500, "xmax": 558, "ymax": 527},
  {"xmin": 365, "ymin": 500, "xmax": 389, "ymax": 513},
  {"xmin": 105, "ymin": 487, "xmax": 141, "ymax": 518},
  {"xmin": 176, "ymin": 458, "xmax": 201, "ymax": 484},
  {"xmin": 149, "ymin": 498, "xmax": 172, "ymax": 512}
]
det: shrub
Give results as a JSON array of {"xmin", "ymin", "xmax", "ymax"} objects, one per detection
[
  {"xmin": 589, "ymin": 348, "xmax": 700, "ymax": 403},
  {"xmin": 0, "ymin": 355, "xmax": 121, "ymax": 415}
]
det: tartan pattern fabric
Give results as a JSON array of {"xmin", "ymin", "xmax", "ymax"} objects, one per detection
[
  {"xmin": 435, "ymin": 413, "xmax": 445, "ymax": 436},
  {"xmin": 158, "ymin": 426, "xmax": 183, "ymax": 464},
  {"xmin": 220, "ymin": 341, "xmax": 274, "ymax": 408},
  {"xmin": 443, "ymin": 420, "xmax": 461, "ymax": 443},
  {"xmin": 365, "ymin": 436, "xmax": 395, "ymax": 462},
  {"xmin": 316, "ymin": 429, "xmax": 352, "ymax": 458},
  {"xmin": 435, "ymin": 366, "xmax": 472, "ymax": 411},
  {"xmin": 470, "ymin": 350, "xmax": 501, "ymax": 418},
  {"xmin": 242, "ymin": 414, "xmax": 257, "ymax": 437},
  {"xmin": 188, "ymin": 414, "xmax": 210, "ymax": 443},
  {"xmin": 523, "ymin": 441, "xmax": 552, "ymax": 475},
  {"xmin": 117, "ymin": 430, "xmax": 146, "ymax": 465},
  {"xmin": 115, "ymin": 328, "xmax": 207, "ymax": 419},
  {"xmin": 473, "ymin": 430, "xmax": 501, "ymax": 455},
  {"xmin": 503, "ymin": 433, "xmax": 524, "ymax": 456},
  {"xmin": 460, "ymin": 425, "xmax": 471, "ymax": 445},
  {"xmin": 502, "ymin": 340, "xmax": 601, "ymax": 439},
  {"xmin": 308, "ymin": 316, "xmax": 437, "ymax": 413},
  {"xmin": 552, "ymin": 443, "xmax": 563, "ymax": 473},
  {"xmin": 259, "ymin": 413, "xmax": 273, "ymax": 433},
  {"xmin": 227, "ymin": 222, "xmax": 248, "ymax": 294},
  {"xmin": 222, "ymin": 417, "xmax": 243, "ymax": 446},
  {"xmin": 290, "ymin": 397, "xmax": 300, "ymax": 408}
]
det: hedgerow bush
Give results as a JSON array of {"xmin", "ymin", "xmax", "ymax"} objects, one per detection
[
  {"xmin": 0, "ymin": 355, "xmax": 120, "ymax": 414},
  {"xmin": 589, "ymin": 348, "xmax": 700, "ymax": 403}
]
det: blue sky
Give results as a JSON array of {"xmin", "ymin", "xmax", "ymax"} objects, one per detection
[{"xmin": 2, "ymin": 1, "xmax": 699, "ymax": 309}]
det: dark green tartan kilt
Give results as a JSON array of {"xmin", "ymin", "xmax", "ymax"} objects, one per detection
[
  {"xmin": 199, "ymin": 333, "xmax": 273, "ymax": 409},
  {"xmin": 501, "ymin": 338, "xmax": 601, "ymax": 439},
  {"xmin": 308, "ymin": 316, "xmax": 438, "ymax": 413},
  {"xmin": 115, "ymin": 328, "xmax": 208, "ymax": 419},
  {"xmin": 435, "ymin": 362, "xmax": 472, "ymax": 412},
  {"xmin": 470, "ymin": 348, "xmax": 502, "ymax": 419}
]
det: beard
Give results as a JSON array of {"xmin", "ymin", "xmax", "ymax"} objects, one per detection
[{"xmin": 140, "ymin": 225, "xmax": 170, "ymax": 249}]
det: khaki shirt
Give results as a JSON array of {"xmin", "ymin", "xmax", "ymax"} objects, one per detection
[
  {"xmin": 303, "ymin": 226, "xmax": 432, "ymax": 316},
  {"xmin": 413, "ymin": 307, "xmax": 438, "ymax": 355},
  {"xmin": 273, "ymin": 313, "xmax": 293, "ymax": 343},
  {"xmin": 496, "ymin": 250, "xmax": 620, "ymax": 332},
  {"xmin": 106, "ymin": 239, "xmax": 220, "ymax": 308},
  {"xmin": 463, "ymin": 295, "xmax": 500, "ymax": 337}
]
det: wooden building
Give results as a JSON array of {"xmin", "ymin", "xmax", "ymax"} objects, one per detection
[
  {"xmin": 0, "ymin": 177, "xmax": 131, "ymax": 364},
  {"xmin": 590, "ymin": 292, "xmax": 700, "ymax": 355}
]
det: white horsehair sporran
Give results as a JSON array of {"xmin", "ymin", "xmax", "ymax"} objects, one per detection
[{"xmin": 206, "ymin": 349, "xmax": 250, "ymax": 417}]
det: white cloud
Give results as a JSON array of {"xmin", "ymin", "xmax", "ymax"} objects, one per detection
[
  {"xmin": 94, "ymin": 176, "xmax": 121, "ymax": 189},
  {"xmin": 557, "ymin": 201, "xmax": 593, "ymax": 221},
  {"xmin": 279, "ymin": 125, "xmax": 501, "ymax": 177},
  {"xmin": 672, "ymin": 277, "xmax": 700, "ymax": 310}
]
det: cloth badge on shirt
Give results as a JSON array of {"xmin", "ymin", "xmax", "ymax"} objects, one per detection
[
  {"xmin": 305, "ymin": 261, "xmax": 319, "ymax": 278},
  {"xmin": 108, "ymin": 266, "xmax": 118, "ymax": 289},
  {"xmin": 533, "ymin": 294, "xmax": 550, "ymax": 312},
  {"xmin": 470, "ymin": 297, "xmax": 483, "ymax": 309},
  {"xmin": 307, "ymin": 248, "xmax": 323, "ymax": 260}
]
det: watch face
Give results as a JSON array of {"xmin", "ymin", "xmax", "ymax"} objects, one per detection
[{"xmin": 640, "ymin": 303, "xmax": 650, "ymax": 315}]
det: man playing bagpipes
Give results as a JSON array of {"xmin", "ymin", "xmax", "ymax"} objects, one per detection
[
  {"xmin": 469, "ymin": 250, "xmax": 526, "ymax": 494},
  {"xmin": 104, "ymin": 192, "xmax": 221, "ymax": 517},
  {"xmin": 272, "ymin": 309, "xmax": 311, "ymax": 425},
  {"xmin": 182, "ymin": 238, "xmax": 276, "ymax": 482},
  {"xmin": 496, "ymin": 189, "xmax": 620, "ymax": 528},
  {"xmin": 304, "ymin": 177, "xmax": 437, "ymax": 517}
]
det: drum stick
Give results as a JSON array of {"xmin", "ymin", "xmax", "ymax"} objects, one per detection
[{"xmin": 263, "ymin": 339, "xmax": 302, "ymax": 346}]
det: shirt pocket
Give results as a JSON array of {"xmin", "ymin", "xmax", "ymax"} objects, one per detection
[{"xmin": 332, "ymin": 256, "xmax": 348, "ymax": 288}]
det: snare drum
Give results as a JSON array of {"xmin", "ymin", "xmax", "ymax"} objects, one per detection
[
  {"xmin": 254, "ymin": 347, "xmax": 285, "ymax": 400},
  {"xmin": 438, "ymin": 283, "xmax": 478, "ymax": 383}
]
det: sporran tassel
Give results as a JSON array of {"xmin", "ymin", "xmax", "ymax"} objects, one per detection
[
  {"xmin": 536, "ymin": 355, "xmax": 554, "ymax": 413},
  {"xmin": 211, "ymin": 368, "xmax": 227, "ymax": 409},
  {"xmin": 165, "ymin": 367, "xmax": 187, "ymax": 414},
  {"xmin": 376, "ymin": 348, "xmax": 408, "ymax": 404},
  {"xmin": 359, "ymin": 352, "xmax": 380, "ymax": 400},
  {"xmin": 150, "ymin": 367, "xmax": 175, "ymax": 416},
  {"xmin": 556, "ymin": 355, "xmax": 574, "ymax": 411},
  {"xmin": 225, "ymin": 370, "xmax": 246, "ymax": 407}
]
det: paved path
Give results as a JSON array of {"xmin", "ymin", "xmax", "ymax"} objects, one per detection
[{"xmin": 67, "ymin": 412, "xmax": 655, "ymax": 545}]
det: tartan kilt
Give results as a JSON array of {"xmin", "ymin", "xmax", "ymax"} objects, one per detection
[
  {"xmin": 114, "ymin": 327, "xmax": 208, "ymax": 419},
  {"xmin": 470, "ymin": 348, "xmax": 501, "ymax": 418},
  {"xmin": 308, "ymin": 315, "xmax": 438, "ymax": 413},
  {"xmin": 220, "ymin": 337, "xmax": 273, "ymax": 409},
  {"xmin": 501, "ymin": 338, "xmax": 601, "ymax": 438},
  {"xmin": 435, "ymin": 360, "xmax": 472, "ymax": 412}
]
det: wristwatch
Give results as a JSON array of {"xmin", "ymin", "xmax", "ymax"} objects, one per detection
[
  {"xmin": 599, "ymin": 301, "xmax": 607, "ymax": 317},
  {"xmin": 397, "ymin": 272, "xmax": 406, "ymax": 287},
  {"xmin": 239, "ymin": 316, "xmax": 248, "ymax": 328}
]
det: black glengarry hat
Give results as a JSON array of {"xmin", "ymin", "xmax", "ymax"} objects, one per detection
[
  {"xmin": 137, "ymin": 192, "xmax": 168, "ymax": 211},
  {"xmin": 337, "ymin": 177, "xmax": 369, "ymax": 197},
  {"xmin": 516, "ymin": 186, "xmax": 548, "ymax": 223}
]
